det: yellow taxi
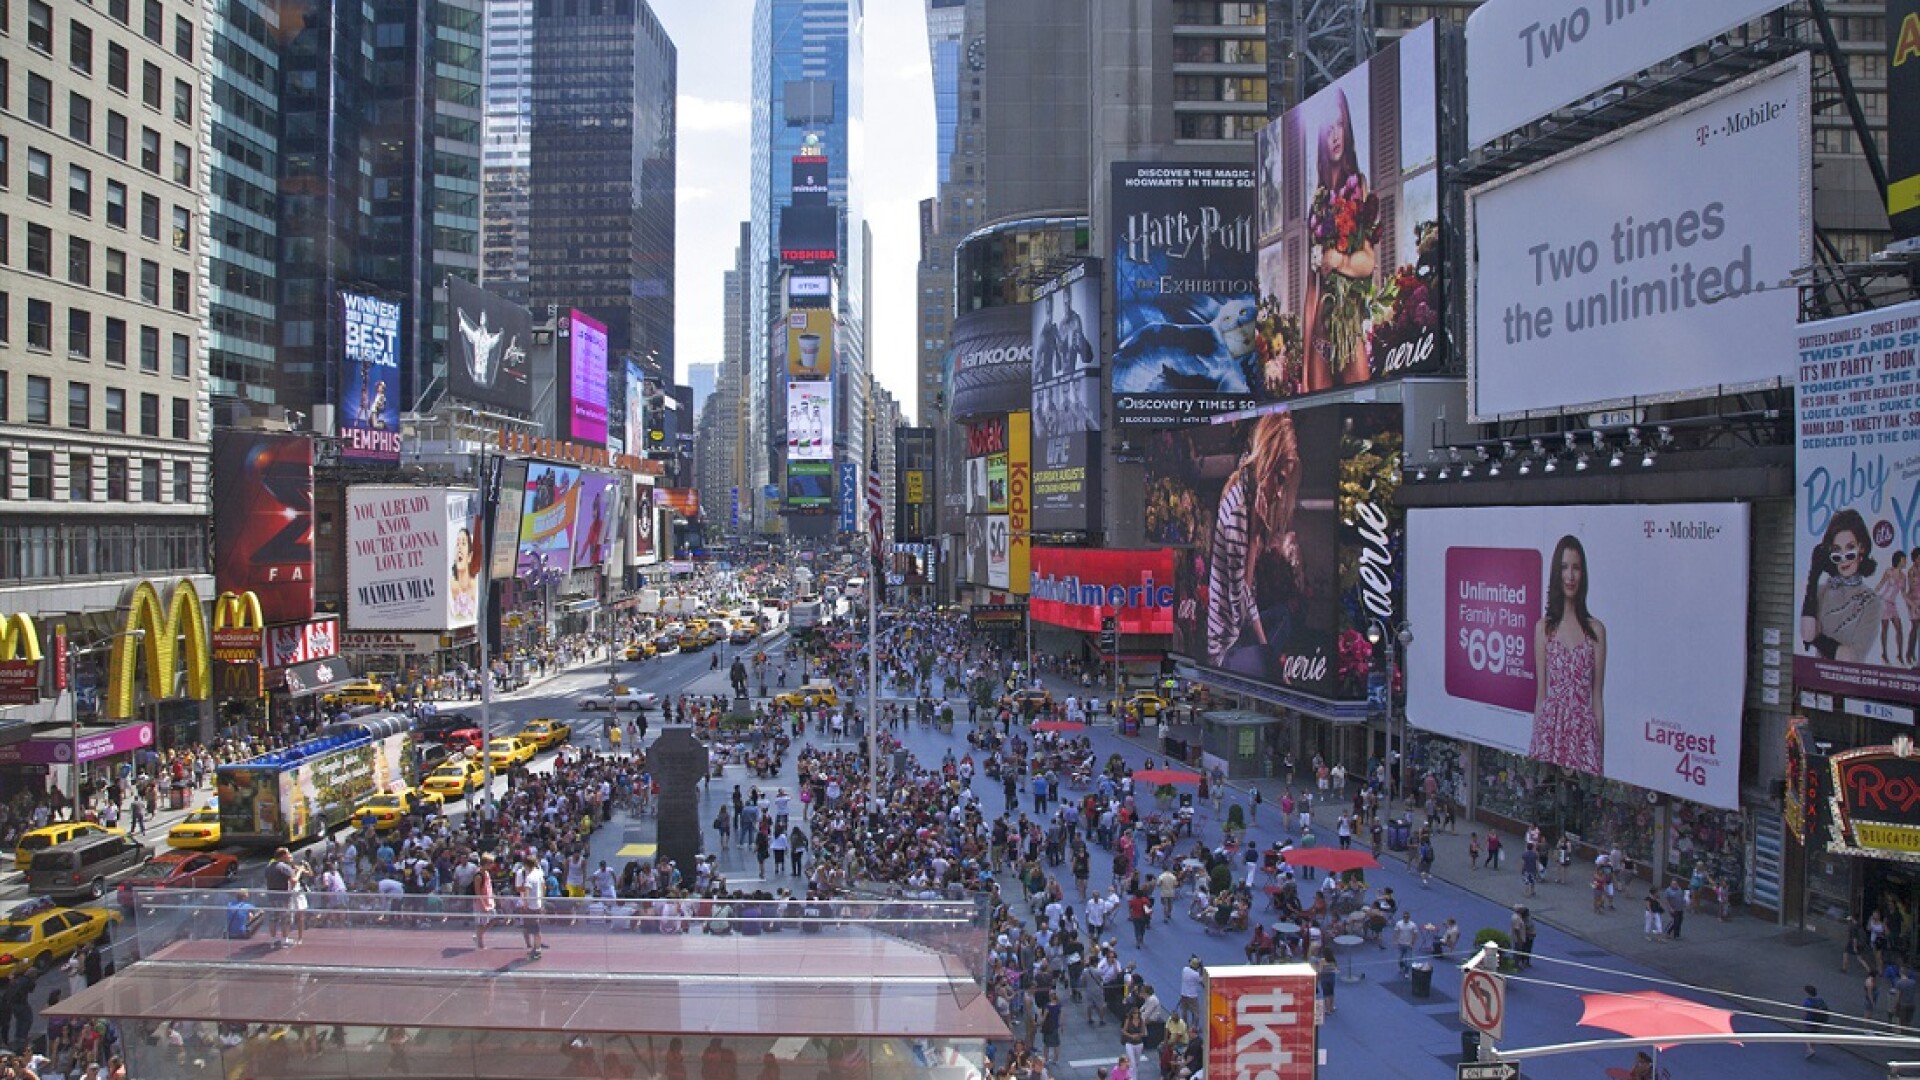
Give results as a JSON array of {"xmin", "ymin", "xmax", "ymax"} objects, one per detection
[
  {"xmin": 15, "ymin": 822, "xmax": 120, "ymax": 870},
  {"xmin": 0, "ymin": 899, "xmax": 121, "ymax": 977},
  {"xmin": 774, "ymin": 681, "xmax": 840, "ymax": 709},
  {"xmin": 624, "ymin": 641, "xmax": 658, "ymax": 661},
  {"xmin": 422, "ymin": 759, "xmax": 486, "ymax": 798},
  {"xmin": 323, "ymin": 679, "xmax": 392, "ymax": 710},
  {"xmin": 166, "ymin": 808, "xmax": 223, "ymax": 851},
  {"xmin": 1001, "ymin": 688, "xmax": 1054, "ymax": 712},
  {"xmin": 486, "ymin": 736, "xmax": 536, "ymax": 770},
  {"xmin": 518, "ymin": 719, "xmax": 572, "ymax": 751},
  {"xmin": 350, "ymin": 788, "xmax": 445, "ymax": 832},
  {"xmin": 1126, "ymin": 691, "xmax": 1171, "ymax": 719}
]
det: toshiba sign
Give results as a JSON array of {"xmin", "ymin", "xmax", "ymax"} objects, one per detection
[{"xmin": 1029, "ymin": 547, "xmax": 1175, "ymax": 635}]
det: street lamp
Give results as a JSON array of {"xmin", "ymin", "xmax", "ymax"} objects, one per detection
[
  {"xmin": 1367, "ymin": 620, "xmax": 1413, "ymax": 801},
  {"xmin": 64, "ymin": 628, "xmax": 145, "ymax": 813}
]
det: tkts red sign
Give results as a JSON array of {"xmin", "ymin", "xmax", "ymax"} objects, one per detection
[
  {"xmin": 1205, "ymin": 964, "xmax": 1318, "ymax": 1080},
  {"xmin": 967, "ymin": 418, "xmax": 1007, "ymax": 458}
]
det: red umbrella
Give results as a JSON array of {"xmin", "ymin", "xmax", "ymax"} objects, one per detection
[
  {"xmin": 1031, "ymin": 720, "xmax": 1088, "ymax": 733},
  {"xmin": 1133, "ymin": 768, "xmax": 1204, "ymax": 786},
  {"xmin": 1578, "ymin": 990, "xmax": 1739, "ymax": 1051},
  {"xmin": 1279, "ymin": 848, "xmax": 1381, "ymax": 873}
]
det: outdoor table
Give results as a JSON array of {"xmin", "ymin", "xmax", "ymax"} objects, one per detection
[{"xmin": 1334, "ymin": 933, "xmax": 1367, "ymax": 983}]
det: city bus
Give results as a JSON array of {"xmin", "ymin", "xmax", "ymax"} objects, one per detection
[{"xmin": 215, "ymin": 717, "xmax": 414, "ymax": 847}]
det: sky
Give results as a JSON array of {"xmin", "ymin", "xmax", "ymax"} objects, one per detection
[{"xmin": 653, "ymin": 0, "xmax": 936, "ymax": 424}]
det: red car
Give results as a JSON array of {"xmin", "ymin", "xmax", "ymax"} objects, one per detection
[
  {"xmin": 115, "ymin": 851, "xmax": 240, "ymax": 910},
  {"xmin": 436, "ymin": 728, "xmax": 484, "ymax": 753}
]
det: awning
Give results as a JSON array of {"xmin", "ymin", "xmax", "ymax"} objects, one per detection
[{"xmin": 280, "ymin": 658, "xmax": 356, "ymax": 697}]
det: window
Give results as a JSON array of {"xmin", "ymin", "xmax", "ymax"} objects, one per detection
[
  {"xmin": 171, "ymin": 206, "xmax": 189, "ymax": 250},
  {"xmin": 104, "ymin": 316, "xmax": 125, "ymax": 365},
  {"xmin": 67, "ymin": 164, "xmax": 89, "ymax": 215},
  {"xmin": 0, "ymin": 292, "xmax": 7, "ymax": 341},
  {"xmin": 141, "ymin": 61, "xmax": 160, "ymax": 110},
  {"xmin": 66, "ymin": 236, "xmax": 89, "ymax": 285},
  {"xmin": 106, "ymin": 457, "xmax": 127, "ymax": 500},
  {"xmin": 170, "ymin": 332, "xmax": 188, "ymax": 376},
  {"xmin": 139, "ymin": 127, "xmax": 158, "ymax": 172},
  {"xmin": 172, "ymin": 14, "xmax": 191, "ymax": 60},
  {"xmin": 0, "ymin": 136, "xmax": 7, "ymax": 187},
  {"xmin": 27, "ymin": 73, "xmax": 51, "ymax": 126},
  {"xmin": 104, "ymin": 248, "xmax": 124, "ymax": 294},
  {"xmin": 138, "ymin": 325, "xmax": 157, "ymax": 372},
  {"xmin": 104, "ymin": 387, "xmax": 125, "ymax": 431},
  {"xmin": 171, "ymin": 460, "xmax": 190, "ymax": 502},
  {"xmin": 0, "ymin": 214, "xmax": 9, "ymax": 265},
  {"xmin": 171, "ymin": 78, "xmax": 191, "ymax": 125},
  {"xmin": 139, "ymin": 392, "xmax": 158, "ymax": 436},
  {"xmin": 107, "ymin": 43, "xmax": 128, "ymax": 93},
  {"xmin": 138, "ymin": 258, "xmax": 158, "ymax": 303},
  {"xmin": 109, "ymin": 0, "xmax": 129, "ymax": 23},
  {"xmin": 69, "ymin": 20, "xmax": 92, "ymax": 73},
  {"xmin": 25, "ymin": 148, "xmax": 50, "ymax": 201},
  {"xmin": 70, "ymin": 455, "xmax": 92, "ymax": 502},
  {"xmin": 25, "ymin": 223, "xmax": 50, "ymax": 275},
  {"xmin": 67, "ymin": 92, "xmax": 91, "ymax": 143},
  {"xmin": 27, "ymin": 452, "xmax": 52, "ymax": 500},
  {"xmin": 171, "ymin": 142, "xmax": 189, "ymax": 184},
  {"xmin": 141, "ymin": 0, "xmax": 161, "ymax": 42},
  {"xmin": 26, "ymin": 376, "xmax": 51, "ymax": 424},
  {"xmin": 105, "ymin": 180, "xmax": 126, "ymax": 227},
  {"xmin": 25, "ymin": 299, "xmax": 49, "ymax": 349},
  {"xmin": 170, "ymin": 396, "xmax": 187, "ymax": 439},
  {"xmin": 170, "ymin": 268, "xmax": 189, "ymax": 312},
  {"xmin": 140, "ymin": 458, "xmax": 159, "ymax": 501},
  {"xmin": 25, "ymin": 0, "xmax": 50, "ymax": 53},
  {"xmin": 140, "ymin": 193, "xmax": 159, "ymax": 239},
  {"xmin": 67, "ymin": 381, "xmax": 89, "ymax": 427},
  {"xmin": 66, "ymin": 308, "xmax": 88, "ymax": 358},
  {"xmin": 106, "ymin": 112, "xmax": 126, "ymax": 159}
]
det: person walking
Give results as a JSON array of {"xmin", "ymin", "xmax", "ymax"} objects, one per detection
[
  {"xmin": 472, "ymin": 853, "xmax": 497, "ymax": 949},
  {"xmin": 1521, "ymin": 845, "xmax": 1540, "ymax": 897},
  {"xmin": 1803, "ymin": 984, "xmax": 1831, "ymax": 1059},
  {"xmin": 519, "ymin": 853, "xmax": 548, "ymax": 961},
  {"xmin": 1129, "ymin": 891, "xmax": 1153, "ymax": 949},
  {"xmin": 1643, "ymin": 890, "xmax": 1666, "ymax": 941},
  {"xmin": 1393, "ymin": 912, "xmax": 1419, "ymax": 977},
  {"xmin": 1468, "ymin": 833, "xmax": 1481, "ymax": 871},
  {"xmin": 1663, "ymin": 880, "xmax": 1689, "ymax": 939},
  {"xmin": 1485, "ymin": 832, "xmax": 1503, "ymax": 871}
]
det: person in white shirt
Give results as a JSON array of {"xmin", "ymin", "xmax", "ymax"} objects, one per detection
[{"xmin": 520, "ymin": 854, "xmax": 547, "ymax": 959}]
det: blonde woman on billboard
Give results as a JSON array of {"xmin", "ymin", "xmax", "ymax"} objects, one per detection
[
  {"xmin": 450, "ymin": 527, "xmax": 479, "ymax": 624},
  {"xmin": 1301, "ymin": 88, "xmax": 1378, "ymax": 393},
  {"xmin": 1530, "ymin": 535, "xmax": 1606, "ymax": 774},
  {"xmin": 1205, "ymin": 414, "xmax": 1302, "ymax": 675},
  {"xmin": 1800, "ymin": 508, "xmax": 1881, "ymax": 663}
]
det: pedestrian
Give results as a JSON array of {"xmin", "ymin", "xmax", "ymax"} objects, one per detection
[
  {"xmin": 1865, "ymin": 968, "xmax": 1882, "ymax": 1023},
  {"xmin": 1468, "ymin": 832, "xmax": 1482, "ymax": 870},
  {"xmin": 1664, "ymin": 880, "xmax": 1688, "ymax": 939},
  {"xmin": 1316, "ymin": 954, "xmax": 1337, "ymax": 1014},
  {"xmin": 472, "ymin": 853, "xmax": 497, "ymax": 949},
  {"xmin": 1521, "ymin": 845, "xmax": 1539, "ymax": 897},
  {"xmin": 1643, "ymin": 890, "xmax": 1665, "ymax": 940},
  {"xmin": 1803, "ymin": 984, "xmax": 1831, "ymax": 1059},
  {"xmin": 1129, "ymin": 891, "xmax": 1153, "ymax": 949},
  {"xmin": 519, "ymin": 853, "xmax": 547, "ymax": 960},
  {"xmin": 1896, "ymin": 964, "xmax": 1918, "ymax": 1031},
  {"xmin": 1485, "ymin": 832, "xmax": 1503, "ymax": 870},
  {"xmin": 1843, "ymin": 915, "xmax": 1869, "ymax": 973},
  {"xmin": 1417, "ymin": 838, "xmax": 1434, "ymax": 886},
  {"xmin": 129, "ymin": 798, "xmax": 146, "ymax": 837},
  {"xmin": 1554, "ymin": 834, "xmax": 1573, "ymax": 884},
  {"xmin": 1509, "ymin": 905, "xmax": 1534, "ymax": 971},
  {"xmin": 1156, "ymin": 869, "xmax": 1178, "ymax": 924},
  {"xmin": 1251, "ymin": 787, "xmax": 1262, "ymax": 823},
  {"xmin": 1394, "ymin": 912, "xmax": 1418, "ymax": 977},
  {"xmin": 1176, "ymin": 956, "xmax": 1203, "ymax": 1026},
  {"xmin": 1120, "ymin": 1007, "xmax": 1147, "ymax": 1072}
]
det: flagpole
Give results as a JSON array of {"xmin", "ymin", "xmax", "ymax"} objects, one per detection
[{"xmin": 866, "ymin": 410, "xmax": 879, "ymax": 811}]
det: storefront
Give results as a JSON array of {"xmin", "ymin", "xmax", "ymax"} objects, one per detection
[
  {"xmin": 339, "ymin": 630, "xmax": 481, "ymax": 697},
  {"xmin": 0, "ymin": 721, "xmax": 157, "ymax": 803}
]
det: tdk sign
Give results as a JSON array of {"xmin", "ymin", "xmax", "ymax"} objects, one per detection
[{"xmin": 1030, "ymin": 572, "xmax": 1174, "ymax": 611}]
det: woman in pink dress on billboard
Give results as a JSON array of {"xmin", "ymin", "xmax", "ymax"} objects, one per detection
[{"xmin": 1531, "ymin": 535, "xmax": 1606, "ymax": 774}]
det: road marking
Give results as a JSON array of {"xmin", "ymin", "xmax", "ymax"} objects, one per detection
[
  {"xmin": 1067, "ymin": 1058, "xmax": 1112, "ymax": 1069},
  {"xmin": 615, "ymin": 843, "xmax": 657, "ymax": 858}
]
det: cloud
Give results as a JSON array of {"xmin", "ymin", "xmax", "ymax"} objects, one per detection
[{"xmin": 679, "ymin": 95, "xmax": 750, "ymax": 134}]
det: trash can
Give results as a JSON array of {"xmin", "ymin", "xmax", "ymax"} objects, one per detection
[
  {"xmin": 1460, "ymin": 1030, "xmax": 1480, "ymax": 1060},
  {"xmin": 169, "ymin": 784, "xmax": 188, "ymax": 810},
  {"xmin": 1387, "ymin": 818, "xmax": 1411, "ymax": 852},
  {"xmin": 1410, "ymin": 962, "xmax": 1432, "ymax": 998}
]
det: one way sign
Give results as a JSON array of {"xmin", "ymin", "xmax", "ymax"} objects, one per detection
[{"xmin": 1457, "ymin": 1063, "xmax": 1519, "ymax": 1080}]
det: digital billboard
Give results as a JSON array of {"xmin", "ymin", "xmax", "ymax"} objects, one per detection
[
  {"xmin": 570, "ymin": 473, "xmax": 623, "ymax": 570},
  {"xmin": 487, "ymin": 458, "xmax": 528, "ymax": 581},
  {"xmin": 1255, "ymin": 24, "xmax": 1444, "ymax": 402},
  {"xmin": 1110, "ymin": 162, "xmax": 1258, "ymax": 425},
  {"xmin": 567, "ymin": 310, "xmax": 609, "ymax": 446},
  {"xmin": 1793, "ymin": 298, "xmax": 1920, "ymax": 706},
  {"xmin": 1032, "ymin": 261, "xmax": 1101, "ymax": 440},
  {"xmin": 1468, "ymin": 56, "xmax": 1810, "ymax": 421},
  {"xmin": 785, "ymin": 460, "xmax": 832, "ymax": 513},
  {"xmin": 1033, "ymin": 431, "xmax": 1098, "ymax": 534},
  {"xmin": 338, "ymin": 292, "xmax": 402, "ymax": 463},
  {"xmin": 947, "ymin": 305, "xmax": 1033, "ymax": 420},
  {"xmin": 1030, "ymin": 548, "xmax": 1175, "ymax": 635},
  {"xmin": 624, "ymin": 360, "xmax": 648, "ymax": 459},
  {"xmin": 345, "ymin": 487, "xmax": 483, "ymax": 632},
  {"xmin": 518, "ymin": 463, "xmax": 580, "ymax": 577},
  {"xmin": 780, "ymin": 203, "xmax": 838, "ymax": 264},
  {"xmin": 786, "ymin": 308, "xmax": 835, "ymax": 380},
  {"xmin": 1893, "ymin": 1, "xmax": 1920, "ymax": 239},
  {"xmin": 446, "ymin": 276, "xmax": 533, "ymax": 414},
  {"xmin": 786, "ymin": 381, "xmax": 834, "ymax": 461},
  {"xmin": 211, "ymin": 431, "xmax": 315, "ymax": 625},
  {"xmin": 837, "ymin": 461, "xmax": 859, "ymax": 533},
  {"xmin": 1146, "ymin": 403, "xmax": 1402, "ymax": 704},
  {"xmin": 1406, "ymin": 503, "xmax": 1750, "ymax": 809},
  {"xmin": 633, "ymin": 484, "xmax": 659, "ymax": 565}
]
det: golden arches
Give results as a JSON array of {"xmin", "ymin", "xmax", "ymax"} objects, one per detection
[
  {"xmin": 0, "ymin": 614, "xmax": 41, "ymax": 663},
  {"xmin": 105, "ymin": 579, "xmax": 210, "ymax": 719},
  {"xmin": 212, "ymin": 591, "xmax": 264, "ymax": 632}
]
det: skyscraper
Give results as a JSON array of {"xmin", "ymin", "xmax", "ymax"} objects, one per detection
[
  {"xmin": 207, "ymin": 0, "xmax": 283, "ymax": 411},
  {"xmin": 480, "ymin": 0, "xmax": 533, "ymax": 306},
  {"xmin": 528, "ymin": 0, "xmax": 677, "ymax": 376}
]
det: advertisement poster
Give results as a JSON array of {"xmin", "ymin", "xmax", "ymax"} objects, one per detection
[
  {"xmin": 787, "ymin": 381, "xmax": 834, "ymax": 461},
  {"xmin": 345, "ymin": 487, "xmax": 480, "ymax": 632},
  {"xmin": 786, "ymin": 308, "xmax": 835, "ymax": 380},
  {"xmin": 1893, "ymin": 0, "xmax": 1920, "ymax": 240},
  {"xmin": 1032, "ymin": 261, "xmax": 1101, "ymax": 440},
  {"xmin": 570, "ymin": 473, "xmax": 622, "ymax": 570},
  {"xmin": 1008, "ymin": 410, "xmax": 1031, "ymax": 596},
  {"xmin": 965, "ymin": 516, "xmax": 989, "ymax": 586},
  {"xmin": 487, "ymin": 458, "xmax": 528, "ymax": 581},
  {"xmin": 1030, "ymin": 547, "xmax": 1176, "ymax": 635},
  {"xmin": 987, "ymin": 513, "xmax": 1010, "ymax": 590},
  {"xmin": 446, "ymin": 276, "xmax": 532, "ymax": 414},
  {"xmin": 785, "ymin": 460, "xmax": 832, "ymax": 513},
  {"xmin": 1468, "ymin": 57, "xmax": 1809, "ymax": 420},
  {"xmin": 948, "ymin": 305, "xmax": 1034, "ymax": 420},
  {"xmin": 624, "ymin": 360, "xmax": 648, "ymax": 460},
  {"xmin": 633, "ymin": 492, "xmax": 659, "ymax": 565},
  {"xmin": 267, "ymin": 619, "xmax": 338, "ymax": 669},
  {"xmin": 567, "ymin": 310, "xmax": 609, "ymax": 447},
  {"xmin": 1110, "ymin": 162, "xmax": 1259, "ymax": 425},
  {"xmin": 987, "ymin": 454, "xmax": 1009, "ymax": 514},
  {"xmin": 1406, "ymin": 503, "xmax": 1750, "ymax": 808},
  {"xmin": 1794, "ymin": 298, "xmax": 1920, "ymax": 706},
  {"xmin": 1145, "ymin": 403, "xmax": 1402, "ymax": 703},
  {"xmin": 518, "ymin": 463, "xmax": 580, "ymax": 578},
  {"xmin": 838, "ymin": 461, "xmax": 860, "ymax": 533},
  {"xmin": 338, "ymin": 291, "xmax": 402, "ymax": 463},
  {"xmin": 1204, "ymin": 965, "xmax": 1318, "ymax": 1080},
  {"xmin": 211, "ymin": 430, "xmax": 315, "ymax": 625},
  {"xmin": 1034, "ymin": 432, "xmax": 1098, "ymax": 533},
  {"xmin": 1255, "ymin": 24, "xmax": 1444, "ymax": 401}
]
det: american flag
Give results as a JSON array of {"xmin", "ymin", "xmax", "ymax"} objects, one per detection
[{"xmin": 866, "ymin": 450, "xmax": 886, "ymax": 601}]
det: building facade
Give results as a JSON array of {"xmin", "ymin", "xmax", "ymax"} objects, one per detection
[{"xmin": 480, "ymin": 0, "xmax": 533, "ymax": 306}]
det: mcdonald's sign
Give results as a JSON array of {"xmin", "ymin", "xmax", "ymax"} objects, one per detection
[
  {"xmin": 104, "ymin": 579, "xmax": 211, "ymax": 720},
  {"xmin": 211, "ymin": 591, "xmax": 265, "ymax": 664},
  {"xmin": 0, "ymin": 613, "xmax": 41, "ymax": 706}
]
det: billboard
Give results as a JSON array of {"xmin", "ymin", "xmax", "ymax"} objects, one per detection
[
  {"xmin": 785, "ymin": 460, "xmax": 832, "ymax": 513},
  {"xmin": 487, "ymin": 458, "xmax": 529, "ymax": 582},
  {"xmin": 570, "ymin": 473, "xmax": 622, "ymax": 570},
  {"xmin": 1794, "ymin": 299, "xmax": 1920, "ymax": 706},
  {"xmin": 1030, "ymin": 547, "xmax": 1175, "ymax": 635},
  {"xmin": 518, "ymin": 463, "xmax": 580, "ymax": 577},
  {"xmin": 1467, "ymin": 0, "xmax": 1785, "ymax": 148},
  {"xmin": 1032, "ymin": 261, "xmax": 1101, "ymax": 440},
  {"xmin": 345, "ymin": 487, "xmax": 483, "ymax": 632},
  {"xmin": 633, "ymin": 487, "xmax": 659, "ymax": 565},
  {"xmin": 786, "ymin": 308, "xmax": 834, "ymax": 380},
  {"xmin": 1468, "ymin": 56, "xmax": 1810, "ymax": 420},
  {"xmin": 837, "ymin": 461, "xmax": 859, "ymax": 533},
  {"xmin": 446, "ymin": 276, "xmax": 532, "ymax": 414},
  {"xmin": 1256, "ymin": 24, "xmax": 1444, "ymax": 401},
  {"xmin": 1204, "ymin": 965, "xmax": 1319, "ymax": 1080},
  {"xmin": 624, "ymin": 360, "xmax": 648, "ymax": 460},
  {"xmin": 786, "ymin": 381, "xmax": 834, "ymax": 460},
  {"xmin": 987, "ymin": 454, "xmax": 1008, "ymax": 513},
  {"xmin": 211, "ymin": 431, "xmax": 315, "ymax": 625},
  {"xmin": 338, "ymin": 292, "xmax": 402, "ymax": 463},
  {"xmin": 1408, "ymin": 503, "xmax": 1749, "ymax": 808},
  {"xmin": 1033, "ymin": 432, "xmax": 1098, "ymax": 533},
  {"xmin": 780, "ymin": 203, "xmax": 838, "ymax": 264},
  {"xmin": 566, "ymin": 310, "xmax": 609, "ymax": 446},
  {"xmin": 948, "ymin": 305, "xmax": 1033, "ymax": 420},
  {"xmin": 965, "ymin": 516, "xmax": 989, "ymax": 586},
  {"xmin": 1894, "ymin": 1, "xmax": 1920, "ymax": 240},
  {"xmin": 986, "ymin": 514, "xmax": 1010, "ymax": 590},
  {"xmin": 1110, "ymin": 162, "xmax": 1258, "ymax": 426},
  {"xmin": 1146, "ymin": 403, "xmax": 1403, "ymax": 703},
  {"xmin": 1008, "ymin": 411, "xmax": 1030, "ymax": 596}
]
